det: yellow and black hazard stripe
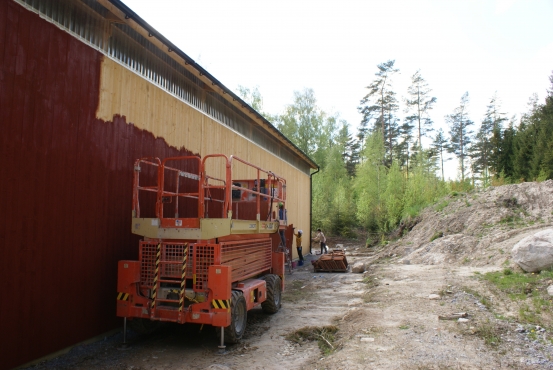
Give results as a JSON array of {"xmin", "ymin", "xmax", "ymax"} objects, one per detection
[
  {"xmin": 211, "ymin": 299, "xmax": 230, "ymax": 309},
  {"xmin": 117, "ymin": 292, "xmax": 129, "ymax": 301},
  {"xmin": 151, "ymin": 243, "xmax": 161, "ymax": 309},
  {"xmin": 179, "ymin": 244, "xmax": 188, "ymax": 312}
]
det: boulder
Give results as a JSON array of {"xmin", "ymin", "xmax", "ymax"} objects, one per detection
[
  {"xmin": 351, "ymin": 261, "xmax": 365, "ymax": 273},
  {"xmin": 512, "ymin": 229, "xmax": 553, "ymax": 272}
]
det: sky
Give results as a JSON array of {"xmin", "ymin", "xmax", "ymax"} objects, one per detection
[{"xmin": 121, "ymin": 0, "xmax": 553, "ymax": 178}]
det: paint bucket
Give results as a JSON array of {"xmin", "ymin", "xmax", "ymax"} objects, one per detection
[{"xmin": 291, "ymin": 261, "xmax": 298, "ymax": 268}]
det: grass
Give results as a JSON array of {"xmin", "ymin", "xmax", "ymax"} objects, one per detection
[
  {"xmin": 362, "ymin": 275, "xmax": 380, "ymax": 288},
  {"xmin": 435, "ymin": 200, "xmax": 450, "ymax": 212},
  {"xmin": 473, "ymin": 319, "xmax": 502, "ymax": 347},
  {"xmin": 476, "ymin": 268, "xmax": 553, "ymax": 329},
  {"xmin": 361, "ymin": 275, "xmax": 379, "ymax": 302},
  {"xmin": 499, "ymin": 214, "xmax": 523, "ymax": 225},
  {"xmin": 480, "ymin": 268, "xmax": 553, "ymax": 300},
  {"xmin": 462, "ymin": 286, "xmax": 492, "ymax": 310},
  {"xmin": 286, "ymin": 325, "xmax": 339, "ymax": 355},
  {"xmin": 429, "ymin": 231, "xmax": 444, "ymax": 242}
]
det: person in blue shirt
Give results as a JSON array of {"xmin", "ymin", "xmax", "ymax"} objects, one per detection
[{"xmin": 278, "ymin": 202, "xmax": 287, "ymax": 246}]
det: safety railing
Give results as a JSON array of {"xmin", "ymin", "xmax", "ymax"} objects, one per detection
[
  {"xmin": 132, "ymin": 157, "xmax": 162, "ymax": 218},
  {"xmin": 132, "ymin": 156, "xmax": 202, "ymax": 228},
  {"xmin": 229, "ymin": 155, "xmax": 286, "ymax": 222},
  {"xmin": 133, "ymin": 154, "xmax": 287, "ymax": 226}
]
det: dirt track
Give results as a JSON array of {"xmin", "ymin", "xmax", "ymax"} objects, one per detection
[
  {"xmin": 25, "ymin": 246, "xmax": 553, "ymax": 370},
  {"xmin": 24, "ymin": 243, "xmax": 553, "ymax": 369}
]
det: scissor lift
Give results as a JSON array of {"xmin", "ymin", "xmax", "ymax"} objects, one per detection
[{"xmin": 116, "ymin": 154, "xmax": 290, "ymax": 347}]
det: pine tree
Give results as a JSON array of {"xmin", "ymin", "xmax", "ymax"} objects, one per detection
[
  {"xmin": 432, "ymin": 128, "xmax": 450, "ymax": 181},
  {"xmin": 475, "ymin": 93, "xmax": 508, "ymax": 182},
  {"xmin": 512, "ymin": 95, "xmax": 541, "ymax": 181},
  {"xmin": 446, "ymin": 92, "xmax": 474, "ymax": 182},
  {"xmin": 358, "ymin": 60, "xmax": 400, "ymax": 165},
  {"xmin": 404, "ymin": 70, "xmax": 437, "ymax": 149},
  {"xmin": 336, "ymin": 122, "xmax": 358, "ymax": 177},
  {"xmin": 533, "ymin": 73, "xmax": 553, "ymax": 180}
]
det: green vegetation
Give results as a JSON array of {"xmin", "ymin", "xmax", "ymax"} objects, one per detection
[
  {"xmin": 473, "ymin": 319, "xmax": 502, "ymax": 347},
  {"xmin": 430, "ymin": 231, "xmax": 443, "ymax": 242},
  {"xmin": 286, "ymin": 326, "xmax": 339, "ymax": 355},
  {"xmin": 238, "ymin": 68, "xmax": 553, "ymax": 239},
  {"xmin": 435, "ymin": 200, "xmax": 450, "ymax": 212},
  {"xmin": 477, "ymin": 269, "xmax": 553, "ymax": 327},
  {"xmin": 462, "ymin": 286, "xmax": 493, "ymax": 310}
]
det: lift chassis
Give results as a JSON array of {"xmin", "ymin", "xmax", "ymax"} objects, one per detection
[{"xmin": 116, "ymin": 154, "xmax": 290, "ymax": 345}]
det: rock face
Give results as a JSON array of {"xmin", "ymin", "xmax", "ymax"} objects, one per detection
[
  {"xmin": 351, "ymin": 261, "xmax": 365, "ymax": 273},
  {"xmin": 512, "ymin": 229, "xmax": 553, "ymax": 272}
]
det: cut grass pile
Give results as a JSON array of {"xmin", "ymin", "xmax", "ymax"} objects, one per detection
[{"xmin": 286, "ymin": 325, "xmax": 339, "ymax": 355}]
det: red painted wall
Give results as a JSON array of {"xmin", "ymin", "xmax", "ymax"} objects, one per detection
[{"xmin": 0, "ymin": 2, "xmax": 196, "ymax": 368}]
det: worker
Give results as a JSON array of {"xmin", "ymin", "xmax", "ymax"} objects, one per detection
[
  {"xmin": 278, "ymin": 202, "xmax": 286, "ymax": 224},
  {"xmin": 278, "ymin": 202, "xmax": 287, "ymax": 246},
  {"xmin": 294, "ymin": 229, "xmax": 304, "ymax": 265},
  {"xmin": 313, "ymin": 228, "xmax": 327, "ymax": 254}
]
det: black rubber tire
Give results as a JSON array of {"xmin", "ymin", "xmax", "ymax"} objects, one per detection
[
  {"xmin": 220, "ymin": 290, "xmax": 247, "ymax": 344},
  {"xmin": 127, "ymin": 318, "xmax": 161, "ymax": 334},
  {"xmin": 260, "ymin": 274, "xmax": 282, "ymax": 314}
]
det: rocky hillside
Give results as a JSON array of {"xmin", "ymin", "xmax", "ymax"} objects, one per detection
[{"xmin": 383, "ymin": 180, "xmax": 553, "ymax": 268}]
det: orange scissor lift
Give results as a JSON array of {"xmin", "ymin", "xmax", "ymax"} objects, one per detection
[{"xmin": 116, "ymin": 154, "xmax": 289, "ymax": 348}]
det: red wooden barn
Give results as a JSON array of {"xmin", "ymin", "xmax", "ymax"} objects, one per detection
[{"xmin": 0, "ymin": 0, "xmax": 317, "ymax": 368}]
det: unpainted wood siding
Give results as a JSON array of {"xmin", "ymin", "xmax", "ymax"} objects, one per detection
[{"xmin": 97, "ymin": 57, "xmax": 311, "ymax": 240}]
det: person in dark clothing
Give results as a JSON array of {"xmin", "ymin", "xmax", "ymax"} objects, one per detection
[{"xmin": 294, "ymin": 229, "xmax": 304, "ymax": 264}]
